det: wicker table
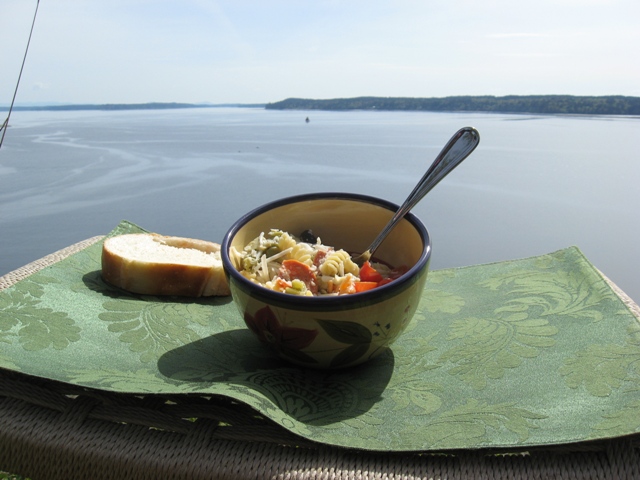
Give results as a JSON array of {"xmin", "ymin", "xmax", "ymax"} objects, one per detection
[{"xmin": 1, "ymin": 237, "xmax": 640, "ymax": 480}]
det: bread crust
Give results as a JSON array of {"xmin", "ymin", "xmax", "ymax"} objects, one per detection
[{"xmin": 101, "ymin": 233, "xmax": 230, "ymax": 297}]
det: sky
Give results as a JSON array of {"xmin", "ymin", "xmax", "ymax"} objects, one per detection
[{"xmin": 1, "ymin": 0, "xmax": 639, "ymax": 105}]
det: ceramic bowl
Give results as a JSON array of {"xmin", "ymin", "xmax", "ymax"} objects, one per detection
[{"xmin": 221, "ymin": 192, "xmax": 431, "ymax": 369}]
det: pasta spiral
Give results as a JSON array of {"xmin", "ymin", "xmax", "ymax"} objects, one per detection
[
  {"xmin": 277, "ymin": 232, "xmax": 297, "ymax": 251},
  {"xmin": 289, "ymin": 243, "xmax": 315, "ymax": 265},
  {"xmin": 319, "ymin": 249, "xmax": 359, "ymax": 276}
]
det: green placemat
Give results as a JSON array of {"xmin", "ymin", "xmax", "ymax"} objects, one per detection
[{"xmin": 1, "ymin": 220, "xmax": 640, "ymax": 452}]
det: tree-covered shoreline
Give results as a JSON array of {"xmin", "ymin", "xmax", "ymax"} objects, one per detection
[
  {"xmin": 266, "ymin": 95, "xmax": 640, "ymax": 116},
  {"xmin": 4, "ymin": 96, "xmax": 640, "ymax": 116}
]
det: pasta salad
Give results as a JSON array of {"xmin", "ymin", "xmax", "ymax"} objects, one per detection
[{"xmin": 234, "ymin": 229, "xmax": 407, "ymax": 296}]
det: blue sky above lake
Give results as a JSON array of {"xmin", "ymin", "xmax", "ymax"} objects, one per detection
[{"xmin": 2, "ymin": 0, "xmax": 639, "ymax": 105}]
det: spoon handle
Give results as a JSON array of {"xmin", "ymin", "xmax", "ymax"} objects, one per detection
[{"xmin": 363, "ymin": 126, "xmax": 480, "ymax": 262}]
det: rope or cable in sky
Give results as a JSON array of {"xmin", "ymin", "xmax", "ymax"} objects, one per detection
[{"xmin": 0, "ymin": 0, "xmax": 41, "ymax": 149}]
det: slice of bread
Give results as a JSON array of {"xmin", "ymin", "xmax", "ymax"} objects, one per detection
[{"xmin": 101, "ymin": 233, "xmax": 230, "ymax": 297}]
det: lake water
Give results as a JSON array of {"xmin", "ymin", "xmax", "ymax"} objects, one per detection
[{"xmin": 1, "ymin": 108, "xmax": 638, "ymax": 302}]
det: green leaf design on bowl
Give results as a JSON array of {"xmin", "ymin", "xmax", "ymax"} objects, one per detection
[{"xmin": 316, "ymin": 319, "xmax": 373, "ymax": 368}]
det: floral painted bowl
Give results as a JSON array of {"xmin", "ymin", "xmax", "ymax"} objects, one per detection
[{"xmin": 221, "ymin": 193, "xmax": 431, "ymax": 369}]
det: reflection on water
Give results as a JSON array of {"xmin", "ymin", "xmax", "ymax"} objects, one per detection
[{"xmin": 1, "ymin": 108, "xmax": 638, "ymax": 302}]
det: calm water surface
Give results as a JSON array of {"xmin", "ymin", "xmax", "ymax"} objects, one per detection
[{"xmin": 1, "ymin": 108, "xmax": 638, "ymax": 301}]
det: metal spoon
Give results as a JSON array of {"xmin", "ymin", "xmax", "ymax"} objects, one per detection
[{"xmin": 352, "ymin": 126, "xmax": 480, "ymax": 266}]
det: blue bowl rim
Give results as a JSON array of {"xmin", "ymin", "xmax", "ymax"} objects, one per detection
[{"xmin": 221, "ymin": 192, "xmax": 432, "ymax": 311}]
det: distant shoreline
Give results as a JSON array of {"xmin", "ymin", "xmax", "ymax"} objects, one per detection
[
  {"xmin": 266, "ymin": 95, "xmax": 640, "ymax": 116},
  {"xmin": 3, "ymin": 95, "xmax": 640, "ymax": 116},
  {"xmin": 1, "ymin": 102, "xmax": 266, "ymax": 112}
]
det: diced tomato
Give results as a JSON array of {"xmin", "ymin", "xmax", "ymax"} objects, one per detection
[
  {"xmin": 355, "ymin": 281, "xmax": 378, "ymax": 293},
  {"xmin": 376, "ymin": 278, "xmax": 394, "ymax": 287},
  {"xmin": 281, "ymin": 259, "xmax": 318, "ymax": 294},
  {"xmin": 359, "ymin": 261, "xmax": 383, "ymax": 283}
]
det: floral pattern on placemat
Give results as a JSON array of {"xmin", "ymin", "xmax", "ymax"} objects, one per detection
[{"xmin": 1, "ymin": 220, "xmax": 639, "ymax": 451}]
